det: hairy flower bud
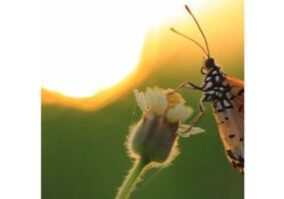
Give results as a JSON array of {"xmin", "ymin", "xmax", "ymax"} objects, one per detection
[
  {"xmin": 127, "ymin": 87, "xmax": 204, "ymax": 166},
  {"xmin": 129, "ymin": 113, "xmax": 178, "ymax": 164}
]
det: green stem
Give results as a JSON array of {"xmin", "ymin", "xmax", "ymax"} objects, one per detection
[{"xmin": 115, "ymin": 159, "xmax": 148, "ymax": 199}]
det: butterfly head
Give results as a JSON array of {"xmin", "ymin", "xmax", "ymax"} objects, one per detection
[
  {"xmin": 205, "ymin": 57, "xmax": 216, "ymax": 69},
  {"xmin": 200, "ymin": 57, "xmax": 216, "ymax": 75}
]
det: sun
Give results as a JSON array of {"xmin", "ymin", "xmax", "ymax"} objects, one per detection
[{"xmin": 41, "ymin": 0, "xmax": 207, "ymax": 98}]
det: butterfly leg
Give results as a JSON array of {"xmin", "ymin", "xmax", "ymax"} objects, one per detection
[
  {"xmin": 180, "ymin": 95, "xmax": 206, "ymax": 134},
  {"xmin": 175, "ymin": 81, "xmax": 203, "ymax": 92},
  {"xmin": 174, "ymin": 81, "xmax": 206, "ymax": 134}
]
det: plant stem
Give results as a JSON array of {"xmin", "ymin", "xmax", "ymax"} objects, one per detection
[{"xmin": 115, "ymin": 159, "xmax": 148, "ymax": 199}]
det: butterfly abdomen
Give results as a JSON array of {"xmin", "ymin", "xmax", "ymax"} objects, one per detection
[{"xmin": 200, "ymin": 67, "xmax": 244, "ymax": 174}]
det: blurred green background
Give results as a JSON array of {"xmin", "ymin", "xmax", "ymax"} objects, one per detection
[
  {"xmin": 42, "ymin": 1, "xmax": 243, "ymax": 197},
  {"xmin": 42, "ymin": 56, "xmax": 244, "ymax": 199}
]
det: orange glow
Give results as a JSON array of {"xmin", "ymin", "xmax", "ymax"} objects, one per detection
[
  {"xmin": 41, "ymin": 32, "xmax": 159, "ymax": 111},
  {"xmin": 41, "ymin": 0, "xmax": 187, "ymax": 98},
  {"xmin": 42, "ymin": 70, "xmax": 147, "ymax": 111},
  {"xmin": 42, "ymin": 0, "xmax": 243, "ymax": 110}
]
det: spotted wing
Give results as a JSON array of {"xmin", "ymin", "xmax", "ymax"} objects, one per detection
[
  {"xmin": 226, "ymin": 75, "xmax": 244, "ymax": 119},
  {"xmin": 213, "ymin": 75, "xmax": 244, "ymax": 174}
]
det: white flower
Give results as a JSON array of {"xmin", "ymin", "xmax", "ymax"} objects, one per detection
[
  {"xmin": 134, "ymin": 87, "xmax": 204, "ymax": 137},
  {"xmin": 145, "ymin": 87, "xmax": 167, "ymax": 116},
  {"xmin": 166, "ymin": 104, "xmax": 193, "ymax": 123},
  {"xmin": 134, "ymin": 89, "xmax": 148, "ymax": 112}
]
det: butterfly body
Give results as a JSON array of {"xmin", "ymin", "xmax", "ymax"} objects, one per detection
[
  {"xmin": 171, "ymin": 5, "xmax": 244, "ymax": 174},
  {"xmin": 200, "ymin": 60, "xmax": 244, "ymax": 174}
]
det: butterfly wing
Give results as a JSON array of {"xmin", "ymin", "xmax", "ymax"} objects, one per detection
[
  {"xmin": 212, "ymin": 75, "xmax": 244, "ymax": 174},
  {"xmin": 226, "ymin": 75, "xmax": 244, "ymax": 119}
]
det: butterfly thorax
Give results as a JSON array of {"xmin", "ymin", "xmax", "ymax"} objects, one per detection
[{"xmin": 201, "ymin": 67, "xmax": 234, "ymax": 112}]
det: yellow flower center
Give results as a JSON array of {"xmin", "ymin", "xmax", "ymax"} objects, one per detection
[{"xmin": 164, "ymin": 89, "xmax": 185, "ymax": 109}]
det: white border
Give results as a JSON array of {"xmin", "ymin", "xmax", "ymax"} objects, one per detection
[
  {"xmin": 0, "ymin": 0, "xmax": 40, "ymax": 198},
  {"xmin": 1, "ymin": 0, "xmax": 284, "ymax": 198},
  {"xmin": 246, "ymin": 0, "xmax": 284, "ymax": 198}
]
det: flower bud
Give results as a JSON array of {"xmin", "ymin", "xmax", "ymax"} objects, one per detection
[
  {"xmin": 126, "ymin": 87, "xmax": 204, "ymax": 166},
  {"xmin": 128, "ymin": 113, "xmax": 179, "ymax": 164}
]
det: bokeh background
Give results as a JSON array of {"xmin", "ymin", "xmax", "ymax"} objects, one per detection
[{"xmin": 42, "ymin": 0, "xmax": 244, "ymax": 198}]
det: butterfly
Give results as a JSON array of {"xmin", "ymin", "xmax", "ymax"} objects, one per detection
[{"xmin": 170, "ymin": 5, "xmax": 244, "ymax": 174}]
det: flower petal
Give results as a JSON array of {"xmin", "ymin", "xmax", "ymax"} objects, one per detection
[
  {"xmin": 177, "ymin": 124, "xmax": 205, "ymax": 137},
  {"xmin": 145, "ymin": 87, "xmax": 167, "ymax": 116},
  {"xmin": 166, "ymin": 104, "xmax": 193, "ymax": 123},
  {"xmin": 164, "ymin": 89, "xmax": 185, "ymax": 108},
  {"xmin": 134, "ymin": 89, "xmax": 148, "ymax": 112}
]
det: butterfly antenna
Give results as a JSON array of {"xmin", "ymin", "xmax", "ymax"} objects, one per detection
[
  {"xmin": 170, "ymin": 27, "xmax": 208, "ymax": 57},
  {"xmin": 185, "ymin": 5, "xmax": 210, "ymax": 57}
]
